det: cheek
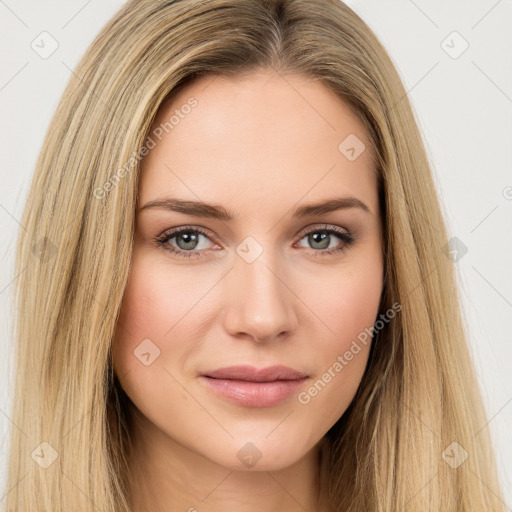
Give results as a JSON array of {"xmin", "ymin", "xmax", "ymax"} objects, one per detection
[
  {"xmin": 328, "ymin": 271, "xmax": 381, "ymax": 343},
  {"xmin": 112, "ymin": 251, "xmax": 222, "ymax": 417},
  {"xmin": 114, "ymin": 244, "xmax": 209, "ymax": 338},
  {"xmin": 112, "ymin": 259, "xmax": 190, "ymax": 431},
  {"xmin": 306, "ymin": 251, "xmax": 383, "ymax": 354},
  {"xmin": 294, "ymin": 254, "xmax": 382, "ymax": 426},
  {"xmin": 112, "ymin": 255, "xmax": 189, "ymax": 381}
]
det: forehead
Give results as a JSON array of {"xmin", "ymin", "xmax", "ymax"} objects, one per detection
[{"xmin": 139, "ymin": 70, "xmax": 379, "ymax": 218}]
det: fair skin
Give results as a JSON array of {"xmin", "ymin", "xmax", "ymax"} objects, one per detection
[{"xmin": 112, "ymin": 68, "xmax": 384, "ymax": 512}]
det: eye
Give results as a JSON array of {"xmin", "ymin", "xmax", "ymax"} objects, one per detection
[
  {"xmin": 154, "ymin": 224, "xmax": 356, "ymax": 259},
  {"xmin": 295, "ymin": 224, "xmax": 355, "ymax": 256},
  {"xmin": 155, "ymin": 226, "xmax": 217, "ymax": 259}
]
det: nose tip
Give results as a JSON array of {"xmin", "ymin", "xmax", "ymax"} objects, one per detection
[{"xmin": 223, "ymin": 256, "xmax": 298, "ymax": 344}]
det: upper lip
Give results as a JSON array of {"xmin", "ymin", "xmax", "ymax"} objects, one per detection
[{"xmin": 201, "ymin": 365, "xmax": 308, "ymax": 382}]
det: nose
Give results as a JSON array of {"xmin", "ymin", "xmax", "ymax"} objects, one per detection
[{"xmin": 222, "ymin": 251, "xmax": 298, "ymax": 344}]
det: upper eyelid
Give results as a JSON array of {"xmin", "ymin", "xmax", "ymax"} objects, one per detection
[
  {"xmin": 159, "ymin": 226, "xmax": 215, "ymax": 243},
  {"xmin": 296, "ymin": 223, "xmax": 350, "ymax": 237}
]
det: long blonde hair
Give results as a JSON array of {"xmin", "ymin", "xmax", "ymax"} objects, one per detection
[{"xmin": 4, "ymin": 0, "xmax": 504, "ymax": 510}]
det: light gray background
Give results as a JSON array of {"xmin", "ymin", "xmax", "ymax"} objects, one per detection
[{"xmin": 1, "ymin": 0, "xmax": 511, "ymax": 507}]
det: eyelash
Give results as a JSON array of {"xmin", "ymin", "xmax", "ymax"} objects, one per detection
[{"xmin": 154, "ymin": 224, "xmax": 356, "ymax": 259}]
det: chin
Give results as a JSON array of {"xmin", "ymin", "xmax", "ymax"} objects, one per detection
[{"xmin": 203, "ymin": 437, "xmax": 313, "ymax": 472}]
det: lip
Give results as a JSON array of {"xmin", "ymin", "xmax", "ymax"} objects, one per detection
[
  {"xmin": 202, "ymin": 365, "xmax": 307, "ymax": 382},
  {"xmin": 199, "ymin": 365, "xmax": 309, "ymax": 407}
]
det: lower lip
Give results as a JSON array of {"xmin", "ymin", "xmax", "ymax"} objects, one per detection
[{"xmin": 199, "ymin": 376, "xmax": 308, "ymax": 407}]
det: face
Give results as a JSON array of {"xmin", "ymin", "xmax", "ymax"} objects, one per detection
[{"xmin": 112, "ymin": 69, "xmax": 384, "ymax": 472}]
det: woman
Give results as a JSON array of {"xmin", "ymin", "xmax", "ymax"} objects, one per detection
[{"xmin": 4, "ymin": 0, "xmax": 505, "ymax": 510}]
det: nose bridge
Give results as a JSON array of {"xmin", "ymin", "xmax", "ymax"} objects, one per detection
[{"xmin": 223, "ymin": 244, "xmax": 297, "ymax": 342}]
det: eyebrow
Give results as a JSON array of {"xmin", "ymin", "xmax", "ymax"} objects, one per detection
[{"xmin": 138, "ymin": 196, "xmax": 371, "ymax": 220}]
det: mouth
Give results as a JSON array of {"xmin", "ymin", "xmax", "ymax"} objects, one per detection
[{"xmin": 199, "ymin": 365, "xmax": 309, "ymax": 407}]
